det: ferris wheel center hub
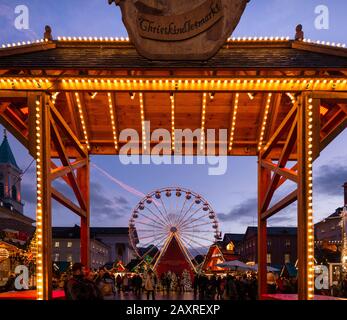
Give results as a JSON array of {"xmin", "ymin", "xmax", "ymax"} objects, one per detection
[{"xmin": 170, "ymin": 227, "xmax": 178, "ymax": 233}]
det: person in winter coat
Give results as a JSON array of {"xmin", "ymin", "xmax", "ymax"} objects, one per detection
[{"xmin": 144, "ymin": 270, "xmax": 156, "ymax": 300}]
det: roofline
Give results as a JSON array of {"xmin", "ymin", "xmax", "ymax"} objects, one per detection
[{"xmin": 1, "ymin": 38, "xmax": 346, "ymax": 59}]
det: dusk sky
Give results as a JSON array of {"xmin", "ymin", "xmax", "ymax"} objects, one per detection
[{"xmin": 0, "ymin": 0, "xmax": 346, "ymax": 237}]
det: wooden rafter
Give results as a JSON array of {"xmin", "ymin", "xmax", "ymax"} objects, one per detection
[
  {"xmin": 261, "ymin": 115, "xmax": 298, "ymax": 212},
  {"xmin": 261, "ymin": 190, "xmax": 297, "ymax": 220},
  {"xmin": 50, "ymin": 115, "xmax": 87, "ymax": 211},
  {"xmin": 51, "ymin": 187, "xmax": 86, "ymax": 217},
  {"xmin": 262, "ymin": 103, "xmax": 297, "ymax": 159}
]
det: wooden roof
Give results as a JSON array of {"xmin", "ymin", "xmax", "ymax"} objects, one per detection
[{"xmin": 0, "ymin": 39, "xmax": 346, "ymax": 158}]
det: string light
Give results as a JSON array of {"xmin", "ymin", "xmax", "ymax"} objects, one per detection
[
  {"xmin": 228, "ymin": 93, "xmax": 239, "ymax": 152},
  {"xmin": 170, "ymin": 93, "xmax": 175, "ymax": 152},
  {"xmin": 35, "ymin": 98, "xmax": 44, "ymax": 300},
  {"xmin": 200, "ymin": 93, "xmax": 207, "ymax": 151},
  {"xmin": 258, "ymin": 93, "xmax": 273, "ymax": 151},
  {"xmin": 107, "ymin": 93, "xmax": 118, "ymax": 151},
  {"xmin": 74, "ymin": 93, "xmax": 90, "ymax": 150},
  {"xmin": 307, "ymin": 97, "xmax": 315, "ymax": 300},
  {"xmin": 139, "ymin": 93, "xmax": 147, "ymax": 151}
]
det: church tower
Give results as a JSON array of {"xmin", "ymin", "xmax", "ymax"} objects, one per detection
[{"xmin": 0, "ymin": 130, "xmax": 23, "ymax": 214}]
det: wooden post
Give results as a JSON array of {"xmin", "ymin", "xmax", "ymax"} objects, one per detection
[
  {"xmin": 297, "ymin": 94, "xmax": 315, "ymax": 300},
  {"xmin": 258, "ymin": 154, "xmax": 271, "ymax": 299},
  {"xmin": 40, "ymin": 94, "xmax": 53, "ymax": 300},
  {"xmin": 78, "ymin": 156, "xmax": 90, "ymax": 267}
]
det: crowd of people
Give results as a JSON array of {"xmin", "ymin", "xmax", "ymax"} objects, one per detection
[
  {"xmin": 52, "ymin": 263, "xmax": 347, "ymax": 300},
  {"xmin": 193, "ymin": 273, "xmax": 258, "ymax": 300}
]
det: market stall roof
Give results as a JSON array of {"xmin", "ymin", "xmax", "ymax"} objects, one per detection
[{"xmin": 0, "ymin": 38, "xmax": 346, "ymax": 158}]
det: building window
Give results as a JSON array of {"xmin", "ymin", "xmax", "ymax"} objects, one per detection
[
  {"xmin": 67, "ymin": 242, "xmax": 73, "ymax": 248},
  {"xmin": 54, "ymin": 241, "xmax": 60, "ymax": 248},
  {"xmin": 66, "ymin": 254, "xmax": 73, "ymax": 262},
  {"xmin": 285, "ymin": 240, "xmax": 291, "ymax": 248},
  {"xmin": 284, "ymin": 254, "xmax": 291, "ymax": 264},
  {"xmin": 54, "ymin": 253, "xmax": 60, "ymax": 262},
  {"xmin": 267, "ymin": 253, "xmax": 271, "ymax": 264},
  {"xmin": 331, "ymin": 226, "xmax": 336, "ymax": 231},
  {"xmin": 12, "ymin": 185, "xmax": 17, "ymax": 201},
  {"xmin": 0, "ymin": 183, "xmax": 4, "ymax": 198},
  {"xmin": 267, "ymin": 240, "xmax": 272, "ymax": 247}
]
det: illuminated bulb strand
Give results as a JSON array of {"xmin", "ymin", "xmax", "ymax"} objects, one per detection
[
  {"xmin": 200, "ymin": 93, "xmax": 207, "ymax": 151},
  {"xmin": 0, "ymin": 39, "xmax": 47, "ymax": 49},
  {"xmin": 57, "ymin": 36, "xmax": 129, "ymax": 42},
  {"xmin": 307, "ymin": 97, "xmax": 315, "ymax": 300},
  {"xmin": 258, "ymin": 93, "xmax": 273, "ymax": 151},
  {"xmin": 139, "ymin": 93, "xmax": 147, "ymax": 151},
  {"xmin": 35, "ymin": 98, "xmax": 44, "ymax": 300},
  {"xmin": 227, "ymin": 36, "xmax": 290, "ymax": 42},
  {"xmin": 170, "ymin": 94, "xmax": 175, "ymax": 151},
  {"xmin": 228, "ymin": 93, "xmax": 239, "ymax": 152},
  {"xmin": 107, "ymin": 93, "xmax": 118, "ymax": 150},
  {"xmin": 74, "ymin": 93, "xmax": 90, "ymax": 150},
  {"xmin": 303, "ymin": 38, "xmax": 346, "ymax": 48}
]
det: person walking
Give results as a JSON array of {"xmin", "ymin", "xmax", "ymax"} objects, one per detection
[
  {"xmin": 65, "ymin": 263, "xmax": 97, "ymax": 300},
  {"xmin": 145, "ymin": 270, "xmax": 156, "ymax": 300}
]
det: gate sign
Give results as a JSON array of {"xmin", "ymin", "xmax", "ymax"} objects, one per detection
[
  {"xmin": 110, "ymin": 0, "xmax": 250, "ymax": 60},
  {"xmin": 137, "ymin": 0, "xmax": 224, "ymax": 41}
]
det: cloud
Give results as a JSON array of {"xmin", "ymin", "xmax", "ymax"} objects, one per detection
[
  {"xmin": 314, "ymin": 163, "xmax": 347, "ymax": 197},
  {"xmin": 21, "ymin": 179, "xmax": 131, "ymax": 222},
  {"xmin": 218, "ymin": 197, "xmax": 257, "ymax": 223}
]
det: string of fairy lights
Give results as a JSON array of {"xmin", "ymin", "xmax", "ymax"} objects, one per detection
[
  {"xmin": 200, "ymin": 93, "xmax": 207, "ymax": 151},
  {"xmin": 307, "ymin": 97, "xmax": 315, "ymax": 300},
  {"xmin": 258, "ymin": 93, "xmax": 273, "ymax": 151},
  {"xmin": 228, "ymin": 93, "xmax": 239, "ymax": 152},
  {"xmin": 74, "ymin": 92, "xmax": 90, "ymax": 150},
  {"xmin": 139, "ymin": 93, "xmax": 147, "ymax": 152},
  {"xmin": 35, "ymin": 98, "xmax": 44, "ymax": 300},
  {"xmin": 107, "ymin": 93, "xmax": 118, "ymax": 151},
  {"xmin": 1, "ymin": 78, "xmax": 347, "ymax": 93},
  {"xmin": 170, "ymin": 93, "xmax": 175, "ymax": 151},
  {"xmin": 1, "ymin": 36, "xmax": 346, "ymax": 48}
]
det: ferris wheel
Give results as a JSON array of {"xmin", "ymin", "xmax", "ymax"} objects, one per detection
[{"xmin": 129, "ymin": 187, "xmax": 222, "ymax": 260}]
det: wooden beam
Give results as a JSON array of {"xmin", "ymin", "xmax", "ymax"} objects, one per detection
[
  {"xmin": 51, "ymin": 158, "xmax": 87, "ymax": 181},
  {"xmin": 297, "ymin": 94, "xmax": 314, "ymax": 300},
  {"xmin": 261, "ymin": 116, "xmax": 298, "ymax": 212},
  {"xmin": 49, "ymin": 100, "xmax": 87, "ymax": 158},
  {"xmin": 258, "ymin": 156, "xmax": 271, "ymax": 299},
  {"xmin": 0, "ymin": 42, "xmax": 56, "ymax": 58},
  {"xmin": 0, "ymin": 112, "xmax": 29, "ymax": 148},
  {"xmin": 262, "ymin": 104, "xmax": 297, "ymax": 159},
  {"xmin": 320, "ymin": 116, "xmax": 347, "ymax": 152},
  {"xmin": 292, "ymin": 41, "xmax": 347, "ymax": 58},
  {"xmin": 260, "ymin": 159, "xmax": 298, "ymax": 183},
  {"xmin": 40, "ymin": 94, "xmax": 53, "ymax": 300},
  {"xmin": 261, "ymin": 190, "xmax": 297, "ymax": 220},
  {"xmin": 51, "ymin": 187, "xmax": 86, "ymax": 218},
  {"xmin": 65, "ymin": 92, "xmax": 80, "ymax": 139},
  {"xmin": 50, "ymin": 116, "xmax": 87, "ymax": 211}
]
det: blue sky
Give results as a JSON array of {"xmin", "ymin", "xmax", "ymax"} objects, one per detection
[{"xmin": 0, "ymin": 0, "xmax": 346, "ymax": 236}]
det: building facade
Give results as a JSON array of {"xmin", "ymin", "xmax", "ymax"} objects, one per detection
[
  {"xmin": 52, "ymin": 226, "xmax": 136, "ymax": 269},
  {"xmin": 236, "ymin": 227, "xmax": 297, "ymax": 267},
  {"xmin": 314, "ymin": 182, "xmax": 347, "ymax": 263},
  {"xmin": 52, "ymin": 226, "xmax": 110, "ymax": 270}
]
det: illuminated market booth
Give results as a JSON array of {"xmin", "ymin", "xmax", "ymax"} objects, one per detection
[{"xmin": 0, "ymin": 0, "xmax": 346, "ymax": 300}]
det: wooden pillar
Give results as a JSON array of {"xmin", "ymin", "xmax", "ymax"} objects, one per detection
[
  {"xmin": 35, "ymin": 94, "xmax": 52, "ymax": 300},
  {"xmin": 258, "ymin": 155, "xmax": 271, "ymax": 299},
  {"xmin": 78, "ymin": 157, "xmax": 90, "ymax": 268},
  {"xmin": 297, "ymin": 94, "xmax": 316, "ymax": 300}
]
